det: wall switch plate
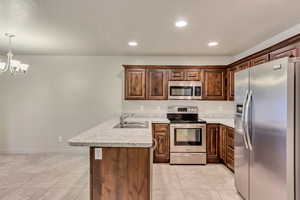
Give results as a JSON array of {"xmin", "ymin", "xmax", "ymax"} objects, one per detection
[{"xmin": 94, "ymin": 148, "xmax": 102, "ymax": 160}]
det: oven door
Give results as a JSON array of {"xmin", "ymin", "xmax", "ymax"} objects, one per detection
[{"xmin": 170, "ymin": 123, "xmax": 206, "ymax": 153}]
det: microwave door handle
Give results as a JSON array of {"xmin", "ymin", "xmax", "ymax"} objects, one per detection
[
  {"xmin": 242, "ymin": 90, "xmax": 249, "ymax": 149},
  {"xmin": 194, "ymin": 86, "xmax": 202, "ymax": 97},
  {"xmin": 245, "ymin": 90, "xmax": 253, "ymax": 151}
]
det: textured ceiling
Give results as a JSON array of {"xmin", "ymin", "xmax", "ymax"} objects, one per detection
[{"xmin": 0, "ymin": 0, "xmax": 300, "ymax": 56}]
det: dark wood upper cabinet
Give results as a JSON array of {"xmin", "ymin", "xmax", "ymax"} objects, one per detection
[
  {"xmin": 250, "ymin": 54, "xmax": 269, "ymax": 67},
  {"xmin": 236, "ymin": 61, "xmax": 250, "ymax": 72},
  {"xmin": 207, "ymin": 123, "xmax": 220, "ymax": 163},
  {"xmin": 147, "ymin": 69, "xmax": 168, "ymax": 100},
  {"xmin": 203, "ymin": 69, "xmax": 226, "ymax": 100},
  {"xmin": 186, "ymin": 70, "xmax": 202, "ymax": 81},
  {"xmin": 169, "ymin": 69, "xmax": 202, "ymax": 81},
  {"xmin": 169, "ymin": 70, "xmax": 185, "ymax": 81},
  {"xmin": 152, "ymin": 123, "xmax": 170, "ymax": 163},
  {"xmin": 270, "ymin": 44, "xmax": 299, "ymax": 60},
  {"xmin": 227, "ymin": 67, "xmax": 237, "ymax": 101},
  {"xmin": 125, "ymin": 68, "xmax": 146, "ymax": 100}
]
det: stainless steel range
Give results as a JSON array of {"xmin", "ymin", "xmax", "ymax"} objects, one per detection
[{"xmin": 167, "ymin": 106, "xmax": 207, "ymax": 165}]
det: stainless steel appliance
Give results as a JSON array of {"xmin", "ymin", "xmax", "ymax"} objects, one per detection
[
  {"xmin": 234, "ymin": 57, "xmax": 300, "ymax": 200},
  {"xmin": 167, "ymin": 106, "xmax": 207, "ymax": 164},
  {"xmin": 168, "ymin": 81, "xmax": 202, "ymax": 100}
]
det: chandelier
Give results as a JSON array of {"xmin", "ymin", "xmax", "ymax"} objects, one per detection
[{"xmin": 0, "ymin": 33, "xmax": 29, "ymax": 75}]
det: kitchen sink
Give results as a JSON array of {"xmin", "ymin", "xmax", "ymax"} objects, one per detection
[{"xmin": 113, "ymin": 121, "xmax": 149, "ymax": 128}]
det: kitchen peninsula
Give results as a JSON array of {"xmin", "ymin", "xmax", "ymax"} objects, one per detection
[{"xmin": 69, "ymin": 118, "xmax": 167, "ymax": 200}]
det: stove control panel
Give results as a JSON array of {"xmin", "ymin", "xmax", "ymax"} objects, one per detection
[{"xmin": 168, "ymin": 106, "xmax": 198, "ymax": 114}]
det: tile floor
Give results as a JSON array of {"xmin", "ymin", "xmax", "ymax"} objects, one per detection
[{"xmin": 0, "ymin": 153, "xmax": 242, "ymax": 200}]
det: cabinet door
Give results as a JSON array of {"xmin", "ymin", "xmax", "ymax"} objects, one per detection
[
  {"xmin": 125, "ymin": 69, "xmax": 146, "ymax": 100},
  {"xmin": 270, "ymin": 44, "xmax": 299, "ymax": 60},
  {"xmin": 147, "ymin": 69, "xmax": 168, "ymax": 100},
  {"xmin": 153, "ymin": 124, "xmax": 170, "ymax": 163},
  {"xmin": 186, "ymin": 70, "xmax": 201, "ymax": 81},
  {"xmin": 206, "ymin": 124, "xmax": 220, "ymax": 163},
  {"xmin": 250, "ymin": 54, "xmax": 269, "ymax": 67},
  {"xmin": 226, "ymin": 147, "xmax": 234, "ymax": 171},
  {"xmin": 226, "ymin": 127, "xmax": 234, "ymax": 149},
  {"xmin": 169, "ymin": 70, "xmax": 185, "ymax": 81},
  {"xmin": 219, "ymin": 125, "xmax": 227, "ymax": 162},
  {"xmin": 203, "ymin": 69, "xmax": 226, "ymax": 100},
  {"xmin": 236, "ymin": 61, "xmax": 250, "ymax": 72},
  {"xmin": 227, "ymin": 67, "xmax": 237, "ymax": 101},
  {"xmin": 226, "ymin": 127, "xmax": 235, "ymax": 171}
]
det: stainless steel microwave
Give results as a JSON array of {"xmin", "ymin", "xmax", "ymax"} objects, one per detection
[{"xmin": 168, "ymin": 81, "xmax": 202, "ymax": 100}]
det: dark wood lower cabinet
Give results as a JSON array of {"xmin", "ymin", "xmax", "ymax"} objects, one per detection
[
  {"xmin": 226, "ymin": 127, "xmax": 235, "ymax": 171},
  {"xmin": 207, "ymin": 123, "xmax": 235, "ymax": 172},
  {"xmin": 226, "ymin": 147, "xmax": 234, "ymax": 171},
  {"xmin": 219, "ymin": 125, "xmax": 227, "ymax": 161},
  {"xmin": 152, "ymin": 123, "xmax": 170, "ymax": 163},
  {"xmin": 90, "ymin": 147, "xmax": 151, "ymax": 200},
  {"xmin": 206, "ymin": 124, "xmax": 220, "ymax": 163}
]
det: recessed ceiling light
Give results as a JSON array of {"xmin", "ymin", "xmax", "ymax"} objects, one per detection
[
  {"xmin": 128, "ymin": 41, "xmax": 138, "ymax": 46},
  {"xmin": 208, "ymin": 41, "xmax": 219, "ymax": 47},
  {"xmin": 175, "ymin": 20, "xmax": 188, "ymax": 28}
]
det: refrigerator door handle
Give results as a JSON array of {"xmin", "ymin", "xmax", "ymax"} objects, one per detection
[
  {"xmin": 245, "ymin": 90, "xmax": 253, "ymax": 151},
  {"xmin": 242, "ymin": 90, "xmax": 249, "ymax": 149}
]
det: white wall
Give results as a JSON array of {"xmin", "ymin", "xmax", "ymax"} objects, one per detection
[
  {"xmin": 0, "ymin": 55, "xmax": 232, "ymax": 153},
  {"xmin": 233, "ymin": 23, "xmax": 300, "ymax": 62}
]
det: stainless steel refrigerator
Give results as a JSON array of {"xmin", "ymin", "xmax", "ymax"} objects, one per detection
[{"xmin": 234, "ymin": 57, "xmax": 300, "ymax": 200}]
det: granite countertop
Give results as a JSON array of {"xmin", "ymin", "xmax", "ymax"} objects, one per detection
[
  {"xmin": 201, "ymin": 118, "xmax": 234, "ymax": 128},
  {"xmin": 69, "ymin": 118, "xmax": 169, "ymax": 148},
  {"xmin": 69, "ymin": 116, "xmax": 234, "ymax": 148}
]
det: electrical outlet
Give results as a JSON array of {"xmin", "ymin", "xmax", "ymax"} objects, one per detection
[
  {"xmin": 95, "ymin": 148, "xmax": 102, "ymax": 160},
  {"xmin": 58, "ymin": 136, "xmax": 63, "ymax": 143}
]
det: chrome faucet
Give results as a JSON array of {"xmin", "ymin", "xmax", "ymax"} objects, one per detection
[{"xmin": 119, "ymin": 113, "xmax": 132, "ymax": 127}]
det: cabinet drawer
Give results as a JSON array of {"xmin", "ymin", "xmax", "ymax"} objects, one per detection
[
  {"xmin": 227, "ymin": 129, "xmax": 234, "ymax": 138},
  {"xmin": 153, "ymin": 123, "xmax": 169, "ymax": 132},
  {"xmin": 186, "ymin": 71, "xmax": 200, "ymax": 81},
  {"xmin": 227, "ymin": 128, "xmax": 234, "ymax": 148},
  {"xmin": 169, "ymin": 70, "xmax": 185, "ymax": 81},
  {"xmin": 227, "ymin": 137, "xmax": 234, "ymax": 149},
  {"xmin": 227, "ymin": 147, "xmax": 234, "ymax": 159},
  {"xmin": 226, "ymin": 155, "xmax": 234, "ymax": 171}
]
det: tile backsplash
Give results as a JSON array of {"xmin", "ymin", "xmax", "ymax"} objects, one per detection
[{"xmin": 122, "ymin": 100, "xmax": 235, "ymax": 118}]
